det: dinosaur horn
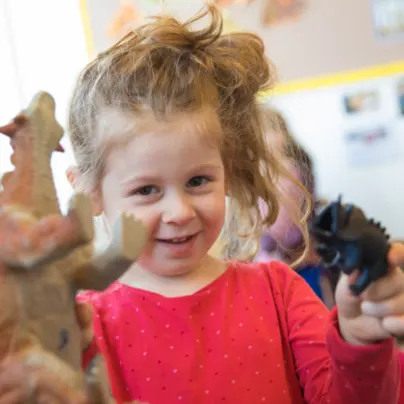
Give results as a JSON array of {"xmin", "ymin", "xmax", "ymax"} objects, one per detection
[
  {"xmin": 0, "ymin": 114, "xmax": 65, "ymax": 153},
  {"xmin": 0, "ymin": 121, "xmax": 19, "ymax": 138},
  {"xmin": 0, "ymin": 113, "xmax": 27, "ymax": 138}
]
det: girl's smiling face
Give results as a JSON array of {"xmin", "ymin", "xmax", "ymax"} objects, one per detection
[{"xmin": 97, "ymin": 108, "xmax": 227, "ymax": 277}]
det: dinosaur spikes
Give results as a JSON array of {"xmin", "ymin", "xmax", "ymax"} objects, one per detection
[
  {"xmin": 368, "ymin": 218, "xmax": 381, "ymax": 228},
  {"xmin": 368, "ymin": 217, "xmax": 390, "ymax": 239}
]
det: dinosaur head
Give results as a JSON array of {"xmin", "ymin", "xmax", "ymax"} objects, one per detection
[{"xmin": 0, "ymin": 114, "xmax": 64, "ymax": 152}]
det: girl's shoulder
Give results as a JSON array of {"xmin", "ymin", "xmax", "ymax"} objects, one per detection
[
  {"xmin": 76, "ymin": 281, "xmax": 126, "ymax": 315},
  {"xmin": 228, "ymin": 260, "xmax": 299, "ymax": 281},
  {"xmin": 226, "ymin": 260, "xmax": 305, "ymax": 299},
  {"xmin": 76, "ymin": 260, "xmax": 306, "ymax": 315}
]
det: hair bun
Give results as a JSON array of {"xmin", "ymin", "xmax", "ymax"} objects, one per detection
[{"xmin": 211, "ymin": 32, "xmax": 275, "ymax": 108}]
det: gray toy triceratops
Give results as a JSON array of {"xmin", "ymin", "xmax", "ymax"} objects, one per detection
[{"xmin": 0, "ymin": 91, "xmax": 148, "ymax": 403}]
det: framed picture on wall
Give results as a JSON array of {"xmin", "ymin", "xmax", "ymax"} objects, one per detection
[
  {"xmin": 344, "ymin": 125, "xmax": 400, "ymax": 166},
  {"xmin": 372, "ymin": 0, "xmax": 404, "ymax": 39},
  {"xmin": 343, "ymin": 90, "xmax": 380, "ymax": 114},
  {"xmin": 398, "ymin": 78, "xmax": 404, "ymax": 116}
]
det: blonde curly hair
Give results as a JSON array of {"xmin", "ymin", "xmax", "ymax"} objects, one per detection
[{"xmin": 67, "ymin": 4, "xmax": 310, "ymax": 261}]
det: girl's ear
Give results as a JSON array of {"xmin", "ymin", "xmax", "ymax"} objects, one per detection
[
  {"xmin": 66, "ymin": 166, "xmax": 79, "ymax": 190},
  {"xmin": 66, "ymin": 166, "xmax": 104, "ymax": 217}
]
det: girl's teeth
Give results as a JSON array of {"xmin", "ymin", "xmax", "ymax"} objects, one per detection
[
  {"xmin": 170, "ymin": 237, "xmax": 190, "ymax": 244},
  {"xmin": 172, "ymin": 237, "xmax": 188, "ymax": 243}
]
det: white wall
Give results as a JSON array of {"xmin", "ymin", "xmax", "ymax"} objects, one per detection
[
  {"xmin": 270, "ymin": 74, "xmax": 404, "ymax": 239},
  {"xmin": 1, "ymin": 0, "xmax": 403, "ymax": 240},
  {"xmin": 0, "ymin": 0, "xmax": 89, "ymax": 212},
  {"xmin": 0, "ymin": 1, "xmax": 22, "ymax": 176}
]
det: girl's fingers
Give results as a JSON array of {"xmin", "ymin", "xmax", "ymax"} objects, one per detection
[
  {"xmin": 0, "ymin": 391, "xmax": 24, "ymax": 404},
  {"xmin": 75, "ymin": 302, "xmax": 94, "ymax": 350},
  {"xmin": 382, "ymin": 315, "xmax": 404, "ymax": 337},
  {"xmin": 388, "ymin": 243, "xmax": 404, "ymax": 268},
  {"xmin": 75, "ymin": 302, "xmax": 93, "ymax": 329},
  {"xmin": 361, "ymin": 266, "xmax": 404, "ymax": 302},
  {"xmin": 361, "ymin": 293, "xmax": 404, "ymax": 317}
]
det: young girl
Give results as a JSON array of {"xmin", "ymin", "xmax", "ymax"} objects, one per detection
[{"xmin": 2, "ymin": 4, "xmax": 404, "ymax": 404}]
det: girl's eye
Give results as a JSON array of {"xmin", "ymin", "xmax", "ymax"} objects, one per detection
[
  {"xmin": 135, "ymin": 185, "xmax": 159, "ymax": 196},
  {"xmin": 187, "ymin": 176, "xmax": 210, "ymax": 187}
]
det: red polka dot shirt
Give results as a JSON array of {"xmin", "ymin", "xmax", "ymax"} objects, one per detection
[{"xmin": 80, "ymin": 261, "xmax": 399, "ymax": 404}]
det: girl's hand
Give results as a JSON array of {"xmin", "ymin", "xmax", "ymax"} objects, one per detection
[
  {"xmin": 336, "ymin": 243, "xmax": 404, "ymax": 345},
  {"xmin": 0, "ymin": 301, "xmax": 94, "ymax": 404},
  {"xmin": 75, "ymin": 301, "xmax": 94, "ymax": 350},
  {"xmin": 0, "ymin": 359, "xmax": 88, "ymax": 404}
]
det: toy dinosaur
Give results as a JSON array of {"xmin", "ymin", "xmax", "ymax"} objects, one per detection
[
  {"xmin": 0, "ymin": 91, "xmax": 148, "ymax": 403},
  {"xmin": 311, "ymin": 195, "xmax": 390, "ymax": 296}
]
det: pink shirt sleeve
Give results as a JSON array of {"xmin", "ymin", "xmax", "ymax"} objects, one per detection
[{"xmin": 275, "ymin": 264, "xmax": 399, "ymax": 404}]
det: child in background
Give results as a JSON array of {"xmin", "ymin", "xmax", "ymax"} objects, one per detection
[
  {"xmin": 2, "ymin": 5, "xmax": 404, "ymax": 404},
  {"xmin": 254, "ymin": 107, "xmax": 338, "ymax": 308},
  {"xmin": 254, "ymin": 107, "xmax": 315, "ymax": 264}
]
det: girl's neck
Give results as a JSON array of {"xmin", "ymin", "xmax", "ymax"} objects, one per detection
[{"xmin": 119, "ymin": 255, "xmax": 228, "ymax": 297}]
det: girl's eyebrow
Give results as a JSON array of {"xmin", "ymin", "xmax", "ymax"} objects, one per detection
[
  {"xmin": 120, "ymin": 162, "xmax": 223, "ymax": 186},
  {"xmin": 190, "ymin": 162, "xmax": 223, "ymax": 171},
  {"xmin": 121, "ymin": 175, "xmax": 159, "ymax": 186}
]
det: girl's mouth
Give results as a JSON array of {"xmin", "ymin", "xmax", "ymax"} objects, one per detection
[{"xmin": 157, "ymin": 235, "xmax": 195, "ymax": 244}]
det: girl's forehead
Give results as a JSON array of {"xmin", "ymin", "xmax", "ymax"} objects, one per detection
[
  {"xmin": 103, "ymin": 119, "xmax": 225, "ymax": 182},
  {"xmin": 99, "ymin": 106, "xmax": 223, "ymax": 149}
]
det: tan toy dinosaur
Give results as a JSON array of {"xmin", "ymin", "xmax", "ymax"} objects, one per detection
[{"xmin": 0, "ymin": 91, "xmax": 148, "ymax": 403}]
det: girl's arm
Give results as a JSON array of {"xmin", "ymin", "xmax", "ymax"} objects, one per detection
[{"xmin": 274, "ymin": 264, "xmax": 399, "ymax": 404}]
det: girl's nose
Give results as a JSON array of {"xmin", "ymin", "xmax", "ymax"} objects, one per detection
[{"xmin": 162, "ymin": 193, "xmax": 196, "ymax": 225}]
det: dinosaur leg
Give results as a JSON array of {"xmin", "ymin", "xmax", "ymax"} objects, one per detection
[
  {"xmin": 29, "ymin": 193, "xmax": 94, "ymax": 251},
  {"xmin": 66, "ymin": 193, "xmax": 95, "ymax": 246},
  {"xmin": 0, "ymin": 194, "xmax": 94, "ymax": 269},
  {"xmin": 9, "ymin": 346, "xmax": 87, "ymax": 402},
  {"xmin": 0, "ymin": 205, "xmax": 49, "ymax": 267},
  {"xmin": 0, "ymin": 357, "xmax": 88, "ymax": 404},
  {"xmin": 72, "ymin": 212, "xmax": 148, "ymax": 291}
]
